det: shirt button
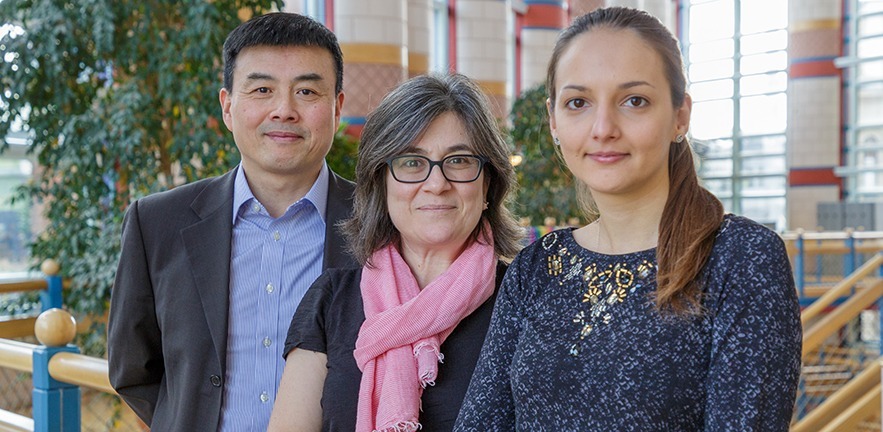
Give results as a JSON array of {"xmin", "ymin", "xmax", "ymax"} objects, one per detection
[
  {"xmin": 210, "ymin": 375, "xmax": 221, "ymax": 387},
  {"xmin": 252, "ymin": 203, "xmax": 261, "ymax": 213},
  {"xmin": 265, "ymin": 283, "xmax": 274, "ymax": 294},
  {"xmin": 263, "ymin": 337, "xmax": 272, "ymax": 348},
  {"xmin": 273, "ymin": 231, "xmax": 281, "ymax": 241},
  {"xmin": 260, "ymin": 391, "xmax": 270, "ymax": 403}
]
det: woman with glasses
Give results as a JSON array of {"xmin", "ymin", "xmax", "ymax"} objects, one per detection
[{"xmin": 267, "ymin": 73, "xmax": 522, "ymax": 432}]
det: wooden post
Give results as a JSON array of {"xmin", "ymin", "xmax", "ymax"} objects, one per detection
[{"xmin": 32, "ymin": 308, "xmax": 80, "ymax": 432}]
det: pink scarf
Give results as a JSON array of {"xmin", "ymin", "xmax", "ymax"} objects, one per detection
[{"xmin": 353, "ymin": 237, "xmax": 497, "ymax": 432}]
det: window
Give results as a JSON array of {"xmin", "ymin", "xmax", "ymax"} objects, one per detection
[
  {"xmin": 430, "ymin": 0, "xmax": 450, "ymax": 73},
  {"xmin": 682, "ymin": 0, "xmax": 789, "ymax": 230},
  {"xmin": 841, "ymin": 0, "xmax": 883, "ymax": 201},
  {"xmin": 0, "ymin": 135, "xmax": 34, "ymax": 274}
]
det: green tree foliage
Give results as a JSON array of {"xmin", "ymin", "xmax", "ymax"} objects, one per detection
[
  {"xmin": 0, "ymin": 0, "xmax": 283, "ymax": 323},
  {"xmin": 509, "ymin": 84, "xmax": 581, "ymax": 226}
]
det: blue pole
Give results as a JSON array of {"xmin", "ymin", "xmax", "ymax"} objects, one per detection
[
  {"xmin": 795, "ymin": 232, "xmax": 805, "ymax": 299},
  {"xmin": 32, "ymin": 344, "xmax": 81, "ymax": 432},
  {"xmin": 845, "ymin": 232, "xmax": 856, "ymax": 295},
  {"xmin": 40, "ymin": 274, "xmax": 63, "ymax": 312}
]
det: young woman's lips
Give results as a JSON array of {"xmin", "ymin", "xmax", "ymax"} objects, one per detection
[{"xmin": 589, "ymin": 152, "xmax": 628, "ymax": 164}]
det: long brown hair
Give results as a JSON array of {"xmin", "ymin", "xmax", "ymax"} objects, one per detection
[{"xmin": 547, "ymin": 7, "xmax": 724, "ymax": 315}]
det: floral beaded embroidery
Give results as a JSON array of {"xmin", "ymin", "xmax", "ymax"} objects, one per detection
[
  {"xmin": 568, "ymin": 260, "xmax": 656, "ymax": 356},
  {"xmin": 541, "ymin": 231, "xmax": 657, "ymax": 356}
]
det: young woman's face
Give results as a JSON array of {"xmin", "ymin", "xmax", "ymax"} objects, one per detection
[{"xmin": 548, "ymin": 28, "xmax": 691, "ymax": 201}]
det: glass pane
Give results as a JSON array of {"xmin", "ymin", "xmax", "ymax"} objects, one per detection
[
  {"xmin": 741, "ymin": 51, "xmax": 788, "ymax": 75},
  {"xmin": 859, "ymin": 0, "xmax": 883, "ymax": 14},
  {"xmin": 741, "ymin": 30, "xmax": 788, "ymax": 55},
  {"xmin": 740, "ymin": 93, "xmax": 787, "ymax": 135},
  {"xmin": 857, "ymin": 127, "xmax": 883, "ymax": 149},
  {"xmin": 689, "ymin": 39, "xmax": 735, "ymax": 62},
  {"xmin": 690, "ymin": 58, "xmax": 735, "ymax": 82},
  {"xmin": 699, "ymin": 158, "xmax": 734, "ymax": 177},
  {"xmin": 740, "ymin": 197, "xmax": 786, "ymax": 230},
  {"xmin": 0, "ymin": 156, "xmax": 33, "ymax": 272},
  {"xmin": 855, "ymin": 148, "xmax": 883, "ymax": 192},
  {"xmin": 702, "ymin": 178, "xmax": 733, "ymax": 196},
  {"xmin": 691, "ymin": 99, "xmax": 734, "ymax": 139},
  {"xmin": 741, "ymin": 176, "xmax": 787, "ymax": 196},
  {"xmin": 858, "ymin": 15, "xmax": 883, "ymax": 37},
  {"xmin": 858, "ymin": 59, "xmax": 883, "ymax": 81},
  {"xmin": 720, "ymin": 198, "xmax": 733, "ymax": 214},
  {"xmin": 695, "ymin": 138, "xmax": 733, "ymax": 158},
  {"xmin": 741, "ymin": 0, "xmax": 787, "ymax": 34},
  {"xmin": 858, "ymin": 35, "xmax": 883, "ymax": 58},
  {"xmin": 856, "ymin": 149, "xmax": 883, "ymax": 168},
  {"xmin": 740, "ymin": 72, "xmax": 787, "ymax": 96},
  {"xmin": 689, "ymin": 78, "xmax": 734, "ymax": 101},
  {"xmin": 689, "ymin": 0, "xmax": 735, "ymax": 43},
  {"xmin": 740, "ymin": 155, "xmax": 786, "ymax": 175},
  {"xmin": 858, "ymin": 82, "xmax": 883, "ymax": 126},
  {"xmin": 741, "ymin": 134, "xmax": 786, "ymax": 155}
]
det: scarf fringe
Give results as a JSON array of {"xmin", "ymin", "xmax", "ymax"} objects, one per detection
[{"xmin": 374, "ymin": 421, "xmax": 422, "ymax": 432}]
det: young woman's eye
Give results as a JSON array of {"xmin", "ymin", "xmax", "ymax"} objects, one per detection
[
  {"xmin": 565, "ymin": 98, "xmax": 587, "ymax": 109},
  {"xmin": 625, "ymin": 96, "xmax": 648, "ymax": 107}
]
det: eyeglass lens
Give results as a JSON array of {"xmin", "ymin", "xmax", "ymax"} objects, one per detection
[{"xmin": 389, "ymin": 155, "xmax": 484, "ymax": 183}]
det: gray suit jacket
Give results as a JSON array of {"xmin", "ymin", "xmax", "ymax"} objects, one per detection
[{"xmin": 107, "ymin": 167, "xmax": 355, "ymax": 431}]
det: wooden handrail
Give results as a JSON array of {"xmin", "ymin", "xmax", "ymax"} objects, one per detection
[
  {"xmin": 0, "ymin": 279, "xmax": 47, "ymax": 294},
  {"xmin": 0, "ymin": 410, "xmax": 33, "ymax": 432},
  {"xmin": 803, "ymin": 278, "xmax": 883, "ymax": 357},
  {"xmin": 781, "ymin": 231, "xmax": 883, "ymax": 241},
  {"xmin": 791, "ymin": 357, "xmax": 881, "ymax": 432},
  {"xmin": 0, "ymin": 339, "xmax": 37, "ymax": 373},
  {"xmin": 801, "ymin": 253, "xmax": 883, "ymax": 325},
  {"xmin": 818, "ymin": 383, "xmax": 881, "ymax": 432},
  {"xmin": 47, "ymin": 352, "xmax": 114, "ymax": 394}
]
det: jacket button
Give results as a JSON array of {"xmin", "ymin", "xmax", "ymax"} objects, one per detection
[{"xmin": 210, "ymin": 375, "xmax": 222, "ymax": 387}]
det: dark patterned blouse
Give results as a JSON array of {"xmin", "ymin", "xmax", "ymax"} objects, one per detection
[{"xmin": 455, "ymin": 214, "xmax": 802, "ymax": 431}]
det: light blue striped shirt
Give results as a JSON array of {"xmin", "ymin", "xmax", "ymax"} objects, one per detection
[{"xmin": 218, "ymin": 163, "xmax": 328, "ymax": 432}]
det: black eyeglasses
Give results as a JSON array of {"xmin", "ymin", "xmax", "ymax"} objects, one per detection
[{"xmin": 386, "ymin": 154, "xmax": 488, "ymax": 183}]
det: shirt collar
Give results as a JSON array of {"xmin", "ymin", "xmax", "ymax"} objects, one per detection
[{"xmin": 232, "ymin": 162, "xmax": 329, "ymax": 225}]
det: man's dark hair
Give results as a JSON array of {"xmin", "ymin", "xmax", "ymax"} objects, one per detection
[{"xmin": 222, "ymin": 12, "xmax": 343, "ymax": 93}]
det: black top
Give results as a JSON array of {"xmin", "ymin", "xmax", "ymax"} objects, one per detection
[
  {"xmin": 285, "ymin": 261, "xmax": 507, "ymax": 432},
  {"xmin": 455, "ymin": 215, "xmax": 802, "ymax": 431}
]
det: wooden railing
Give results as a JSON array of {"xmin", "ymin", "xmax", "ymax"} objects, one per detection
[{"xmin": 0, "ymin": 308, "xmax": 113, "ymax": 431}]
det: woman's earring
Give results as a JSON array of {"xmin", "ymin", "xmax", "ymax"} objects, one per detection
[
  {"xmin": 675, "ymin": 134, "xmax": 685, "ymax": 143},
  {"xmin": 553, "ymin": 137, "xmax": 560, "ymax": 146},
  {"xmin": 483, "ymin": 201, "xmax": 489, "ymax": 210}
]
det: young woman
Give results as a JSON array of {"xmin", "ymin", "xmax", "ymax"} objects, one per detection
[{"xmin": 456, "ymin": 7, "xmax": 801, "ymax": 431}]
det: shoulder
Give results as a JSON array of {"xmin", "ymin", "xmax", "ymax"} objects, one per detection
[
  {"xmin": 513, "ymin": 228, "xmax": 573, "ymax": 265},
  {"xmin": 711, "ymin": 214, "xmax": 788, "ymax": 262},
  {"xmin": 328, "ymin": 169, "xmax": 355, "ymax": 196},
  {"xmin": 131, "ymin": 170, "xmax": 234, "ymax": 216}
]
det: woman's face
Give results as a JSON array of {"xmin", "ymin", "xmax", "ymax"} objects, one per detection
[
  {"xmin": 386, "ymin": 112, "xmax": 489, "ymax": 256},
  {"xmin": 547, "ymin": 28, "xmax": 691, "ymax": 201}
]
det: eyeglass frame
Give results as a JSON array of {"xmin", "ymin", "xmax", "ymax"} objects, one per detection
[{"xmin": 385, "ymin": 154, "xmax": 489, "ymax": 184}]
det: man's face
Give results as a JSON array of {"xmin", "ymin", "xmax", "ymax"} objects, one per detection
[{"xmin": 219, "ymin": 45, "xmax": 344, "ymax": 182}]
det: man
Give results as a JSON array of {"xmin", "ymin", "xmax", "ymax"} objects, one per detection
[{"xmin": 108, "ymin": 13, "xmax": 353, "ymax": 431}]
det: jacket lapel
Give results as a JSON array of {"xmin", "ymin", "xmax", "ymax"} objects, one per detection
[
  {"xmin": 181, "ymin": 170, "xmax": 236, "ymax": 373},
  {"xmin": 323, "ymin": 172, "xmax": 356, "ymax": 270}
]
